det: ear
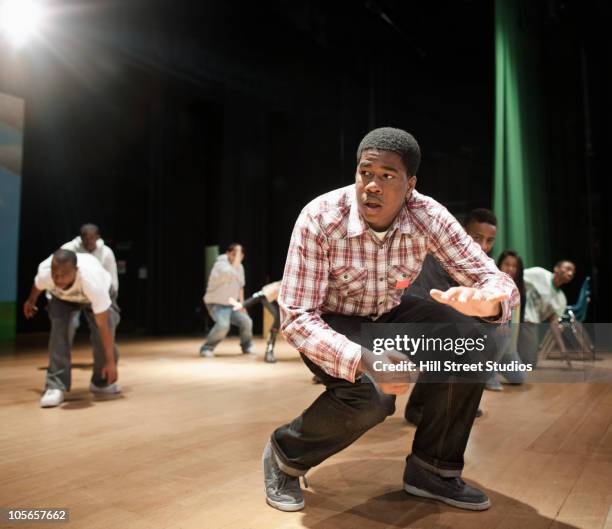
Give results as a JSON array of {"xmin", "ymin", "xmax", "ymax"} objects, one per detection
[{"xmin": 406, "ymin": 175, "xmax": 417, "ymax": 197}]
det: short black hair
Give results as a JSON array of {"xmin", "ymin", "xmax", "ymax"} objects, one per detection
[
  {"xmin": 52, "ymin": 249, "xmax": 77, "ymax": 267},
  {"xmin": 226, "ymin": 243, "xmax": 242, "ymax": 253},
  {"xmin": 356, "ymin": 127, "xmax": 421, "ymax": 176},
  {"xmin": 465, "ymin": 208, "xmax": 497, "ymax": 228},
  {"xmin": 80, "ymin": 223, "xmax": 100, "ymax": 236},
  {"xmin": 554, "ymin": 259, "xmax": 575, "ymax": 269}
]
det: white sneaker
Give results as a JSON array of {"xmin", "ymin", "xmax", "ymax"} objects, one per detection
[
  {"xmin": 40, "ymin": 388, "xmax": 64, "ymax": 408},
  {"xmin": 199, "ymin": 345, "xmax": 215, "ymax": 358},
  {"xmin": 89, "ymin": 382, "xmax": 122, "ymax": 394}
]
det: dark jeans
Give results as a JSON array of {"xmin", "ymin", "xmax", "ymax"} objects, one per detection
[
  {"xmin": 243, "ymin": 293, "xmax": 281, "ymax": 356},
  {"xmin": 271, "ymin": 294, "xmax": 488, "ymax": 478},
  {"xmin": 46, "ymin": 295, "xmax": 120, "ymax": 391}
]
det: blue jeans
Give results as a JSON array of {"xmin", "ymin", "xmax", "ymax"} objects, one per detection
[{"xmin": 203, "ymin": 304, "xmax": 253, "ymax": 351}]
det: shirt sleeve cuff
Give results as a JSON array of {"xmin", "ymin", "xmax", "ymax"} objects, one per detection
[
  {"xmin": 481, "ymin": 299, "xmax": 511, "ymax": 324},
  {"xmin": 336, "ymin": 341, "xmax": 362, "ymax": 383}
]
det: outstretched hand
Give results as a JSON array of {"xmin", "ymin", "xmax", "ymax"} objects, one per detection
[{"xmin": 430, "ymin": 287, "xmax": 507, "ymax": 319}]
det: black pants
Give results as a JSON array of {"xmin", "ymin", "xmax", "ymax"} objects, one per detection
[
  {"xmin": 242, "ymin": 292, "xmax": 280, "ymax": 355},
  {"xmin": 407, "ymin": 320, "xmax": 500, "ymax": 412},
  {"xmin": 271, "ymin": 294, "xmax": 488, "ymax": 478}
]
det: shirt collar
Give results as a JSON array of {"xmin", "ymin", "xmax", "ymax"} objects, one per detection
[{"xmin": 347, "ymin": 187, "xmax": 414, "ymax": 238}]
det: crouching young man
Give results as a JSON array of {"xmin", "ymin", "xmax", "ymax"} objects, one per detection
[
  {"xmin": 23, "ymin": 249, "xmax": 120, "ymax": 408},
  {"xmin": 263, "ymin": 128, "xmax": 518, "ymax": 512}
]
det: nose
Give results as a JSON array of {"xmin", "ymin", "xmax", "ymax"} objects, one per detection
[{"xmin": 364, "ymin": 179, "xmax": 382, "ymax": 194}]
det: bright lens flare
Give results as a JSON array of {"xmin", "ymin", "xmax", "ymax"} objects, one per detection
[{"xmin": 0, "ymin": 0, "xmax": 45, "ymax": 47}]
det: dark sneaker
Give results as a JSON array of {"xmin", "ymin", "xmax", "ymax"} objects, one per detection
[
  {"xmin": 262, "ymin": 441, "xmax": 305, "ymax": 512},
  {"xmin": 403, "ymin": 456, "xmax": 491, "ymax": 511}
]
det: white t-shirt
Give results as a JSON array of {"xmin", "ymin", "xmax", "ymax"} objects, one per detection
[
  {"xmin": 34, "ymin": 253, "xmax": 112, "ymax": 314},
  {"xmin": 370, "ymin": 228, "xmax": 389, "ymax": 241},
  {"xmin": 523, "ymin": 267, "xmax": 568, "ymax": 323}
]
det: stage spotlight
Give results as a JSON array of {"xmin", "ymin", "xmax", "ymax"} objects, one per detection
[{"xmin": 0, "ymin": 0, "xmax": 45, "ymax": 48}]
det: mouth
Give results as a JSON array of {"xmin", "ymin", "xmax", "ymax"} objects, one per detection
[{"xmin": 362, "ymin": 197, "xmax": 383, "ymax": 214}]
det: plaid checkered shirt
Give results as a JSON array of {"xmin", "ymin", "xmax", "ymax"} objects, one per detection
[{"xmin": 278, "ymin": 185, "xmax": 520, "ymax": 382}]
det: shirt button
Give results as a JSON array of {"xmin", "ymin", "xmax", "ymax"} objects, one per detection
[{"xmin": 379, "ymin": 277, "xmax": 384, "ymax": 282}]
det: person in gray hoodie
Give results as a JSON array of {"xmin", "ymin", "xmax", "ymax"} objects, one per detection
[{"xmin": 199, "ymin": 243, "xmax": 255, "ymax": 357}]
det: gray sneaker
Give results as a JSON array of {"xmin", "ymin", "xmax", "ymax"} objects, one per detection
[
  {"xmin": 403, "ymin": 456, "xmax": 491, "ymax": 511},
  {"xmin": 262, "ymin": 440, "xmax": 305, "ymax": 512}
]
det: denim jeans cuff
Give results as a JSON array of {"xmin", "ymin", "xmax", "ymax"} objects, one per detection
[
  {"xmin": 45, "ymin": 382, "xmax": 68, "ymax": 391},
  {"xmin": 270, "ymin": 438, "xmax": 309, "ymax": 477},
  {"xmin": 410, "ymin": 453, "xmax": 463, "ymax": 478}
]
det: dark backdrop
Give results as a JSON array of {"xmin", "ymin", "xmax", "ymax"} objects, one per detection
[{"xmin": 7, "ymin": 0, "xmax": 610, "ymax": 335}]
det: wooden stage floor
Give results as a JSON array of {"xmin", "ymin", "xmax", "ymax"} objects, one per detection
[{"xmin": 1, "ymin": 336, "xmax": 611, "ymax": 529}]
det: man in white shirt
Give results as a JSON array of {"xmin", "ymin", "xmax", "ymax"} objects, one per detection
[
  {"xmin": 23, "ymin": 249, "xmax": 121, "ymax": 408},
  {"xmin": 62, "ymin": 223, "xmax": 119, "ymax": 295},
  {"xmin": 523, "ymin": 260, "xmax": 576, "ymax": 364}
]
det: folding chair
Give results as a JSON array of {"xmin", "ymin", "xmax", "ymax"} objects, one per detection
[{"xmin": 538, "ymin": 276, "xmax": 595, "ymax": 365}]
